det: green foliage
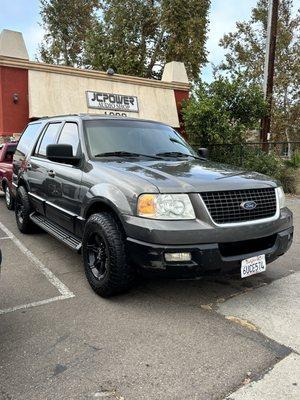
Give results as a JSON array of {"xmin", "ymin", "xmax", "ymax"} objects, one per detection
[
  {"xmin": 218, "ymin": 0, "xmax": 300, "ymax": 142},
  {"xmin": 244, "ymin": 150, "xmax": 294, "ymax": 192},
  {"xmin": 39, "ymin": 0, "xmax": 210, "ymax": 80},
  {"xmin": 279, "ymin": 167, "xmax": 297, "ymax": 193},
  {"xmin": 183, "ymin": 76, "xmax": 296, "ymax": 192},
  {"xmin": 39, "ymin": 0, "xmax": 99, "ymax": 66},
  {"xmin": 161, "ymin": 0, "xmax": 210, "ymax": 79},
  {"xmin": 292, "ymin": 152, "xmax": 300, "ymax": 167},
  {"xmin": 208, "ymin": 145, "xmax": 296, "ymax": 193},
  {"xmin": 182, "ymin": 77, "xmax": 268, "ymax": 147},
  {"xmin": 84, "ymin": 0, "xmax": 160, "ymax": 78},
  {"xmin": 285, "ymin": 151, "xmax": 300, "ymax": 168},
  {"xmin": 242, "ymin": 148, "xmax": 283, "ymax": 179}
]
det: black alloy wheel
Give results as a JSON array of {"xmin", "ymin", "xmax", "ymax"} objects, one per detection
[{"xmin": 86, "ymin": 232, "xmax": 109, "ymax": 281}]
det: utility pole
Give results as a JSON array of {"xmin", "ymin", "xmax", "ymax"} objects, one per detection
[{"xmin": 260, "ymin": 0, "xmax": 279, "ymax": 148}]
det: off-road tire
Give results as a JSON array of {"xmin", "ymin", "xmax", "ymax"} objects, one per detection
[
  {"xmin": 15, "ymin": 186, "xmax": 34, "ymax": 233},
  {"xmin": 82, "ymin": 212, "xmax": 133, "ymax": 297}
]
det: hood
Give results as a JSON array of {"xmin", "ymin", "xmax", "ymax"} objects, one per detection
[{"xmin": 96, "ymin": 158, "xmax": 277, "ymax": 193}]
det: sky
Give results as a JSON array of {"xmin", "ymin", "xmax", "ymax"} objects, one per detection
[{"xmin": 0, "ymin": 0, "xmax": 297, "ymax": 82}]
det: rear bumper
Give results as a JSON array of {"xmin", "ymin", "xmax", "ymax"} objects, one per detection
[{"xmin": 126, "ymin": 227, "xmax": 294, "ymax": 277}]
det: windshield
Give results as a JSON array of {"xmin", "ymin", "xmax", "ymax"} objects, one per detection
[{"xmin": 84, "ymin": 119, "xmax": 197, "ymax": 159}]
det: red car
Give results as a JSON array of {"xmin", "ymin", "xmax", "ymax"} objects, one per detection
[{"xmin": 0, "ymin": 141, "xmax": 17, "ymax": 210}]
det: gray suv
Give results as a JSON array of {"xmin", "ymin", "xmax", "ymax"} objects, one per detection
[{"xmin": 12, "ymin": 115, "xmax": 293, "ymax": 297}]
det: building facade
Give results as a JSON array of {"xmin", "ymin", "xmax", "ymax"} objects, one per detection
[{"xmin": 0, "ymin": 29, "xmax": 189, "ymax": 142}]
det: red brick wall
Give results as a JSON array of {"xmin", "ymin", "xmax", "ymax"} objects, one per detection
[
  {"xmin": 174, "ymin": 89, "xmax": 189, "ymax": 139},
  {"xmin": 0, "ymin": 66, "xmax": 29, "ymax": 137}
]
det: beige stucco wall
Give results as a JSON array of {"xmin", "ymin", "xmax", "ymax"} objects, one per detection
[{"xmin": 28, "ymin": 70, "xmax": 181, "ymax": 127}]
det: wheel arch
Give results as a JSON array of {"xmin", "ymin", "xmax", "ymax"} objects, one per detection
[
  {"xmin": 17, "ymin": 178, "xmax": 30, "ymax": 192},
  {"xmin": 84, "ymin": 198, "xmax": 126, "ymax": 231}
]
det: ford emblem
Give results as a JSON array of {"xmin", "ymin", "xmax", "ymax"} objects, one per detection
[{"xmin": 240, "ymin": 200, "xmax": 257, "ymax": 210}]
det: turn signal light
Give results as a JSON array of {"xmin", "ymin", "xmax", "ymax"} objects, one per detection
[{"xmin": 137, "ymin": 194, "xmax": 156, "ymax": 217}]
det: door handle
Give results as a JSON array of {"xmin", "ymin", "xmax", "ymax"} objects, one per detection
[
  {"xmin": 48, "ymin": 170, "xmax": 56, "ymax": 178},
  {"xmin": 27, "ymin": 163, "xmax": 32, "ymax": 171}
]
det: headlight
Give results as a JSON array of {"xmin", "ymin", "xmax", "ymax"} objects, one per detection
[
  {"xmin": 276, "ymin": 186, "xmax": 285, "ymax": 209},
  {"xmin": 137, "ymin": 194, "xmax": 195, "ymax": 220}
]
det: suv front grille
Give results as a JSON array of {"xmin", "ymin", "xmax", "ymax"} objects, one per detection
[{"xmin": 200, "ymin": 188, "xmax": 277, "ymax": 224}]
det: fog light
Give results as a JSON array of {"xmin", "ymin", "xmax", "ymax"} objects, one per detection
[{"xmin": 164, "ymin": 252, "xmax": 192, "ymax": 262}]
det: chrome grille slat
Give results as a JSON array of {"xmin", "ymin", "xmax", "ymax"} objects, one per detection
[{"xmin": 200, "ymin": 188, "xmax": 277, "ymax": 224}]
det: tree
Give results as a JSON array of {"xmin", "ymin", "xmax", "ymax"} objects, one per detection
[
  {"xmin": 182, "ymin": 78, "xmax": 293, "ymax": 187},
  {"xmin": 84, "ymin": 0, "xmax": 210, "ymax": 79},
  {"xmin": 84, "ymin": 0, "xmax": 160, "ymax": 77},
  {"xmin": 39, "ymin": 0, "xmax": 99, "ymax": 66},
  {"xmin": 182, "ymin": 77, "xmax": 268, "ymax": 147},
  {"xmin": 218, "ymin": 0, "xmax": 300, "ymax": 143},
  {"xmin": 161, "ymin": 0, "xmax": 210, "ymax": 79}
]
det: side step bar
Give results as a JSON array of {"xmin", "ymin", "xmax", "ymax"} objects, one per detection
[{"xmin": 30, "ymin": 212, "xmax": 82, "ymax": 251}]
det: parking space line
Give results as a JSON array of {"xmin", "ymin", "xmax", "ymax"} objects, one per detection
[
  {"xmin": 0, "ymin": 221, "xmax": 75, "ymax": 315},
  {"xmin": 0, "ymin": 296, "xmax": 72, "ymax": 315},
  {"xmin": 0, "ymin": 236, "xmax": 12, "ymax": 240}
]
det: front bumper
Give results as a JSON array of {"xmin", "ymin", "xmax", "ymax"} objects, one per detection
[
  {"xmin": 126, "ymin": 227, "xmax": 294, "ymax": 277},
  {"xmin": 123, "ymin": 207, "xmax": 293, "ymax": 245}
]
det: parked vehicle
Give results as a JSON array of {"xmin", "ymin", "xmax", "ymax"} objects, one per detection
[
  {"xmin": 12, "ymin": 115, "xmax": 294, "ymax": 297},
  {"xmin": 0, "ymin": 141, "xmax": 17, "ymax": 210}
]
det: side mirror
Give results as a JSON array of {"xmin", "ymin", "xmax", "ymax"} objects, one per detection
[
  {"xmin": 198, "ymin": 147, "xmax": 209, "ymax": 159},
  {"xmin": 46, "ymin": 144, "xmax": 81, "ymax": 165}
]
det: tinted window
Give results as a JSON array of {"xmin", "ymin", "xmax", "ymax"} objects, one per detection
[
  {"xmin": 15, "ymin": 124, "xmax": 41, "ymax": 158},
  {"xmin": 58, "ymin": 123, "xmax": 80, "ymax": 156},
  {"xmin": 84, "ymin": 120, "xmax": 197, "ymax": 158},
  {"xmin": 37, "ymin": 123, "xmax": 61, "ymax": 157}
]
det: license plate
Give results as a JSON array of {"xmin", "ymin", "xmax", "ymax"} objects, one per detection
[{"xmin": 241, "ymin": 255, "xmax": 266, "ymax": 278}]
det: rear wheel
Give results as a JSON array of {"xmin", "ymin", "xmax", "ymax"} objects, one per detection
[
  {"xmin": 15, "ymin": 186, "xmax": 34, "ymax": 233},
  {"xmin": 82, "ymin": 212, "xmax": 133, "ymax": 297},
  {"xmin": 4, "ymin": 184, "xmax": 14, "ymax": 210}
]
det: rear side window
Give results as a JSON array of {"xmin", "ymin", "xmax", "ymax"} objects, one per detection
[
  {"xmin": 15, "ymin": 123, "xmax": 41, "ymax": 158},
  {"xmin": 58, "ymin": 122, "xmax": 80, "ymax": 156},
  {"xmin": 36, "ymin": 123, "xmax": 61, "ymax": 157}
]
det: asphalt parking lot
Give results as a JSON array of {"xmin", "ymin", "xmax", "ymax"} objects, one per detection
[{"xmin": 0, "ymin": 195, "xmax": 299, "ymax": 400}]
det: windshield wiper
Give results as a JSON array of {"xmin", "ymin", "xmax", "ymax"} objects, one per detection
[
  {"xmin": 156, "ymin": 151, "xmax": 202, "ymax": 160},
  {"xmin": 94, "ymin": 151, "xmax": 163, "ymax": 160}
]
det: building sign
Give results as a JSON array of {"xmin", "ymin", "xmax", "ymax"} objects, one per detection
[{"xmin": 86, "ymin": 91, "xmax": 139, "ymax": 113}]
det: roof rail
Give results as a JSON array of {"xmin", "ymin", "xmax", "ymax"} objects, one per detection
[
  {"xmin": 33, "ymin": 114, "xmax": 82, "ymax": 120},
  {"xmin": 32, "ymin": 113, "xmax": 109, "ymax": 120}
]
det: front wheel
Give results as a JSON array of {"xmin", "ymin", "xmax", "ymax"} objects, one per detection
[
  {"xmin": 4, "ymin": 184, "xmax": 14, "ymax": 210},
  {"xmin": 82, "ymin": 212, "xmax": 133, "ymax": 297}
]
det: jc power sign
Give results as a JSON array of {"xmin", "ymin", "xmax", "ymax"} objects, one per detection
[{"xmin": 86, "ymin": 91, "xmax": 139, "ymax": 112}]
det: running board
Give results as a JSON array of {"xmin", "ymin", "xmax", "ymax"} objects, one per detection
[{"xmin": 30, "ymin": 212, "xmax": 82, "ymax": 251}]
